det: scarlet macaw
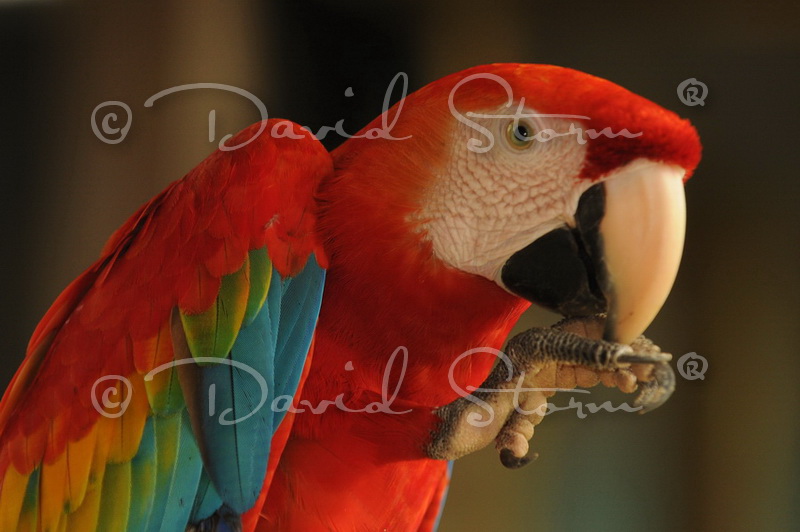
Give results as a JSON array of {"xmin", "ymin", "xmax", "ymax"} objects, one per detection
[{"xmin": 0, "ymin": 64, "xmax": 700, "ymax": 531}]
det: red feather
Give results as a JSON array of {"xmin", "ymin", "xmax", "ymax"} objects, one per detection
[{"xmin": 0, "ymin": 119, "xmax": 332, "ymax": 528}]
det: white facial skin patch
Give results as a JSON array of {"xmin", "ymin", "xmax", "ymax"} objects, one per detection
[{"xmin": 415, "ymin": 105, "xmax": 593, "ymax": 284}]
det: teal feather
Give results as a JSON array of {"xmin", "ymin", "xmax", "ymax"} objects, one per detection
[
  {"xmin": 189, "ymin": 469, "xmax": 223, "ymax": 523},
  {"xmin": 192, "ymin": 293, "xmax": 274, "ymax": 513},
  {"xmin": 185, "ymin": 257, "xmax": 324, "ymax": 515},
  {"xmin": 127, "ymin": 417, "xmax": 157, "ymax": 531},
  {"xmin": 146, "ymin": 411, "xmax": 203, "ymax": 531},
  {"xmin": 273, "ymin": 256, "xmax": 325, "ymax": 426}
]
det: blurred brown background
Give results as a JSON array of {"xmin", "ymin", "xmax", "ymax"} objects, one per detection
[{"xmin": 1, "ymin": 1, "xmax": 798, "ymax": 531}]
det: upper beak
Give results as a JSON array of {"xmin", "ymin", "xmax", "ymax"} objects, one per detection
[{"xmin": 500, "ymin": 161, "xmax": 687, "ymax": 344}]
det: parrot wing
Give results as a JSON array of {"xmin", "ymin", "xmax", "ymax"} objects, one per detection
[{"xmin": 0, "ymin": 119, "xmax": 331, "ymax": 531}]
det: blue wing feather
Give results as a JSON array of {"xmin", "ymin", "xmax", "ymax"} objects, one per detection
[
  {"xmin": 146, "ymin": 411, "xmax": 204, "ymax": 531},
  {"xmin": 187, "ymin": 255, "xmax": 325, "ymax": 521},
  {"xmin": 193, "ymin": 283, "xmax": 275, "ymax": 513},
  {"xmin": 127, "ymin": 417, "xmax": 157, "ymax": 531},
  {"xmin": 189, "ymin": 470, "xmax": 223, "ymax": 523},
  {"xmin": 274, "ymin": 257, "xmax": 325, "ymax": 425}
]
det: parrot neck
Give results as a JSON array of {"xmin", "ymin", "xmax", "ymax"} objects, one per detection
[
  {"xmin": 294, "ymin": 133, "xmax": 528, "ymax": 461},
  {"xmin": 309, "ymin": 140, "xmax": 532, "ymax": 409}
]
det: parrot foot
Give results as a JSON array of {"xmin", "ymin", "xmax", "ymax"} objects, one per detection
[{"xmin": 427, "ymin": 314, "xmax": 675, "ymax": 469}]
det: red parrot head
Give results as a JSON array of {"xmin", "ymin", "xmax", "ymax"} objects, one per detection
[{"xmin": 329, "ymin": 64, "xmax": 701, "ymax": 345}]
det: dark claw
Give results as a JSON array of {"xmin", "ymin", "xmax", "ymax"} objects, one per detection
[
  {"xmin": 634, "ymin": 362, "xmax": 676, "ymax": 413},
  {"xmin": 617, "ymin": 352, "xmax": 672, "ymax": 365},
  {"xmin": 499, "ymin": 448, "xmax": 538, "ymax": 469},
  {"xmin": 429, "ymin": 316, "xmax": 677, "ymax": 469}
]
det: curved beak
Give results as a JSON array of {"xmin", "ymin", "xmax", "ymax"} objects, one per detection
[
  {"xmin": 500, "ymin": 161, "xmax": 687, "ymax": 344},
  {"xmin": 600, "ymin": 163, "xmax": 686, "ymax": 343}
]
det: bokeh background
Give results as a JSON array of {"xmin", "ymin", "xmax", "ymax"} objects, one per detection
[{"xmin": 1, "ymin": 1, "xmax": 798, "ymax": 531}]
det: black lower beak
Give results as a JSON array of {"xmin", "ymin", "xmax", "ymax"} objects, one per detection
[
  {"xmin": 500, "ymin": 184, "xmax": 608, "ymax": 318},
  {"xmin": 499, "ymin": 163, "xmax": 687, "ymax": 344}
]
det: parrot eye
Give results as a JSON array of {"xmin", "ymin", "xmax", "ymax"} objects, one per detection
[{"xmin": 505, "ymin": 120, "xmax": 536, "ymax": 149}]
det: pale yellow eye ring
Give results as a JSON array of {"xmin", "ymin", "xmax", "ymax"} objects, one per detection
[{"xmin": 505, "ymin": 120, "xmax": 535, "ymax": 149}]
